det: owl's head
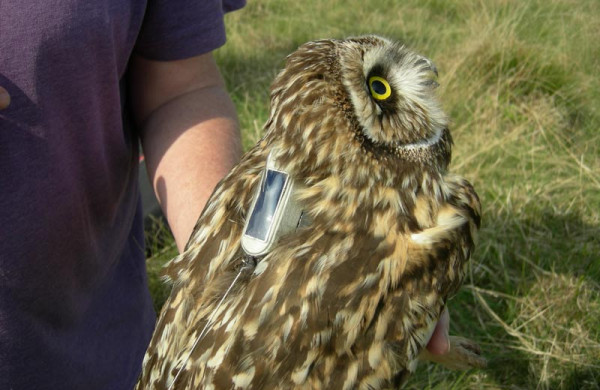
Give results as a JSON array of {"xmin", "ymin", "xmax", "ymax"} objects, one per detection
[
  {"xmin": 267, "ymin": 35, "xmax": 451, "ymax": 178},
  {"xmin": 339, "ymin": 36, "xmax": 448, "ymax": 152}
]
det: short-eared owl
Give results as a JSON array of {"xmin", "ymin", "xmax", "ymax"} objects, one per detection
[{"xmin": 137, "ymin": 35, "xmax": 485, "ymax": 389}]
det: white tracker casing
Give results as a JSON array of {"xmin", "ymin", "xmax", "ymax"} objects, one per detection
[{"xmin": 241, "ymin": 152, "xmax": 305, "ymax": 257}]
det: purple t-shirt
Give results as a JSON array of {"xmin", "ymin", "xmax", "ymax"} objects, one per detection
[{"xmin": 0, "ymin": 0, "xmax": 244, "ymax": 388}]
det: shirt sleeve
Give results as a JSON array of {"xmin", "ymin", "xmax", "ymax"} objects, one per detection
[{"xmin": 134, "ymin": 0, "xmax": 246, "ymax": 61}]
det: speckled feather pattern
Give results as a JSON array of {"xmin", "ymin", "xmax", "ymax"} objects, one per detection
[{"xmin": 137, "ymin": 36, "xmax": 481, "ymax": 389}]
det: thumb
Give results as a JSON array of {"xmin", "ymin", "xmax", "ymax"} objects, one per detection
[{"xmin": 426, "ymin": 307, "xmax": 450, "ymax": 355}]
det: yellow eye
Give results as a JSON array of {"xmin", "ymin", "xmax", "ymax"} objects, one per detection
[{"xmin": 368, "ymin": 76, "xmax": 392, "ymax": 101}]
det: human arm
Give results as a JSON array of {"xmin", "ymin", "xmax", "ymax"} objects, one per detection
[{"xmin": 129, "ymin": 52, "xmax": 241, "ymax": 252}]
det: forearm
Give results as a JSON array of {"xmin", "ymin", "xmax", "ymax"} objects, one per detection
[
  {"xmin": 140, "ymin": 87, "xmax": 241, "ymax": 251},
  {"xmin": 130, "ymin": 53, "xmax": 241, "ymax": 251}
]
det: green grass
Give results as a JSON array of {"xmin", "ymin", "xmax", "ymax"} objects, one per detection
[{"xmin": 145, "ymin": 0, "xmax": 600, "ymax": 388}]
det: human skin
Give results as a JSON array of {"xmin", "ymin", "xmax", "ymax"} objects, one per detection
[
  {"xmin": 129, "ymin": 52, "xmax": 242, "ymax": 252},
  {"xmin": 427, "ymin": 307, "xmax": 450, "ymax": 354}
]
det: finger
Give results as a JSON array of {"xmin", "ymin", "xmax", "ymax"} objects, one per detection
[
  {"xmin": 426, "ymin": 307, "xmax": 450, "ymax": 355},
  {"xmin": 0, "ymin": 87, "xmax": 10, "ymax": 110}
]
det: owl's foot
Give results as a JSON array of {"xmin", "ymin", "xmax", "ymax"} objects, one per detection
[{"xmin": 418, "ymin": 335, "xmax": 487, "ymax": 370}]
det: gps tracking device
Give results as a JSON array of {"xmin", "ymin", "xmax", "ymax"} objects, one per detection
[{"xmin": 241, "ymin": 153, "xmax": 304, "ymax": 257}]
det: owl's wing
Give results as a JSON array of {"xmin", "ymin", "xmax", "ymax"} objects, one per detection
[
  {"xmin": 136, "ymin": 146, "xmax": 267, "ymax": 389},
  {"xmin": 171, "ymin": 174, "xmax": 481, "ymax": 389},
  {"xmin": 138, "ymin": 172, "xmax": 481, "ymax": 389}
]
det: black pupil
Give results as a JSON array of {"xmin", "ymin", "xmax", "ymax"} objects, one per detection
[{"xmin": 371, "ymin": 80, "xmax": 387, "ymax": 95}]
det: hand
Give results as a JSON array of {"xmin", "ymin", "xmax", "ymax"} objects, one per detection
[
  {"xmin": 0, "ymin": 86, "xmax": 10, "ymax": 110},
  {"xmin": 426, "ymin": 307, "xmax": 450, "ymax": 355}
]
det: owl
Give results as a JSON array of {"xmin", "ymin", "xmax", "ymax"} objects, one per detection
[{"xmin": 137, "ymin": 35, "xmax": 485, "ymax": 389}]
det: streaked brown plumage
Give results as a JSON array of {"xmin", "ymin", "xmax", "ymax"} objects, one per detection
[{"xmin": 137, "ymin": 35, "xmax": 485, "ymax": 389}]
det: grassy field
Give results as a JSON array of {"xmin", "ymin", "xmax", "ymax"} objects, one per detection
[{"xmin": 145, "ymin": 0, "xmax": 600, "ymax": 388}]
